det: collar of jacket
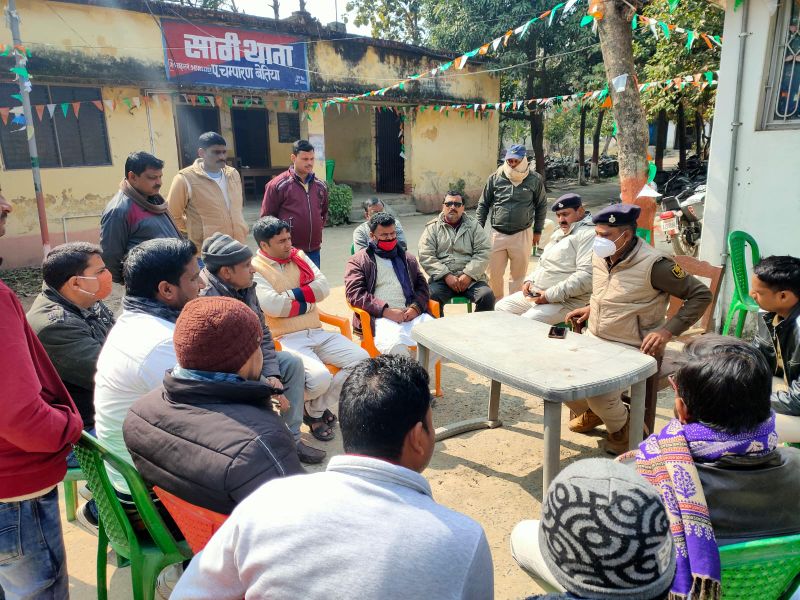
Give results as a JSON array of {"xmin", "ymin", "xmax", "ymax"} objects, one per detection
[
  {"xmin": 563, "ymin": 212, "xmax": 594, "ymax": 236},
  {"xmin": 201, "ymin": 268, "xmax": 255, "ymax": 302},
  {"xmin": 189, "ymin": 158, "xmax": 234, "ymax": 180},
  {"xmin": 762, "ymin": 302, "xmax": 800, "ymax": 335},
  {"xmin": 698, "ymin": 448, "xmax": 784, "ymax": 469},
  {"xmin": 289, "ymin": 165, "xmax": 315, "ymax": 186},
  {"xmin": 326, "ymin": 454, "xmax": 432, "ymax": 497},
  {"xmin": 41, "ymin": 282, "xmax": 98, "ymax": 320},
  {"xmin": 162, "ymin": 370, "xmax": 274, "ymax": 408},
  {"xmin": 365, "ymin": 243, "xmax": 408, "ymax": 262},
  {"xmin": 605, "ymin": 236, "xmax": 643, "ymax": 271}
]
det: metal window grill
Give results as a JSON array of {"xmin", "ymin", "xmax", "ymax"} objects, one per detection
[{"xmin": 771, "ymin": 0, "xmax": 800, "ymax": 123}]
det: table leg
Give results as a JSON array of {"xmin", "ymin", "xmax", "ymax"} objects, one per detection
[
  {"xmin": 629, "ymin": 380, "xmax": 646, "ymax": 450},
  {"xmin": 435, "ymin": 378, "xmax": 503, "ymax": 443},
  {"xmin": 418, "ymin": 344, "xmax": 430, "ymax": 375},
  {"xmin": 542, "ymin": 400, "xmax": 561, "ymax": 493}
]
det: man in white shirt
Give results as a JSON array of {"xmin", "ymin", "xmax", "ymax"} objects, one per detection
[
  {"xmin": 172, "ymin": 355, "xmax": 494, "ymax": 600},
  {"xmin": 94, "ymin": 238, "xmax": 204, "ymax": 494}
]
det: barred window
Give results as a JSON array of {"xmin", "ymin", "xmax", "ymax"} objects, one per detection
[
  {"xmin": 765, "ymin": 0, "xmax": 800, "ymax": 127},
  {"xmin": 0, "ymin": 84, "xmax": 111, "ymax": 169}
]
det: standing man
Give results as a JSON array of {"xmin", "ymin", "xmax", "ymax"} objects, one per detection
[
  {"xmin": 167, "ymin": 132, "xmax": 249, "ymax": 251},
  {"xmin": 199, "ymin": 232, "xmax": 323, "ymax": 464},
  {"xmin": 418, "ymin": 191, "xmax": 494, "ymax": 312},
  {"xmin": 495, "ymin": 193, "xmax": 594, "ymax": 324},
  {"xmin": 566, "ymin": 204, "xmax": 712, "ymax": 454},
  {"xmin": 0, "ymin": 193, "xmax": 84, "ymax": 598},
  {"xmin": 476, "ymin": 145, "xmax": 547, "ymax": 300},
  {"xmin": 27, "ymin": 242, "xmax": 115, "ymax": 435},
  {"xmin": 261, "ymin": 139, "xmax": 328, "ymax": 268},
  {"xmin": 100, "ymin": 151, "xmax": 182, "ymax": 283},
  {"xmin": 353, "ymin": 197, "xmax": 407, "ymax": 252}
]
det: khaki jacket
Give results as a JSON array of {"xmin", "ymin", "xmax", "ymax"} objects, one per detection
[
  {"xmin": 418, "ymin": 214, "xmax": 491, "ymax": 282},
  {"xmin": 167, "ymin": 159, "xmax": 249, "ymax": 250}
]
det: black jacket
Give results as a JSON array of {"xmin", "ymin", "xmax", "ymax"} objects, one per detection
[
  {"xmin": 123, "ymin": 373, "xmax": 304, "ymax": 515},
  {"xmin": 26, "ymin": 284, "xmax": 115, "ymax": 430},
  {"xmin": 753, "ymin": 303, "xmax": 800, "ymax": 415}
]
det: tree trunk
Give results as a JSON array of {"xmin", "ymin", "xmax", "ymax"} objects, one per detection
[
  {"xmin": 578, "ymin": 104, "xmax": 588, "ymax": 185},
  {"xmin": 654, "ymin": 109, "xmax": 668, "ymax": 171},
  {"xmin": 677, "ymin": 100, "xmax": 687, "ymax": 169},
  {"xmin": 525, "ymin": 36, "xmax": 547, "ymax": 184},
  {"xmin": 591, "ymin": 109, "xmax": 605, "ymax": 179},
  {"xmin": 694, "ymin": 110, "xmax": 703, "ymax": 156},
  {"xmin": 597, "ymin": 1, "xmax": 653, "ymax": 229},
  {"xmin": 270, "ymin": 0, "xmax": 279, "ymax": 19}
]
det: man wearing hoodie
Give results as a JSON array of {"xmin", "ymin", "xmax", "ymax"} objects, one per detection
[
  {"xmin": 496, "ymin": 193, "xmax": 594, "ymax": 324},
  {"xmin": 476, "ymin": 145, "xmax": 547, "ymax": 300},
  {"xmin": 0, "ymin": 193, "xmax": 83, "ymax": 598},
  {"xmin": 167, "ymin": 132, "xmax": 249, "ymax": 251}
]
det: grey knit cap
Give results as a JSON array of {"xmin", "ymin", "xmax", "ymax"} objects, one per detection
[
  {"xmin": 201, "ymin": 232, "xmax": 253, "ymax": 269},
  {"xmin": 539, "ymin": 458, "xmax": 675, "ymax": 600}
]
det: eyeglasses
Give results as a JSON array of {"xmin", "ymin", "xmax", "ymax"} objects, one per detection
[{"xmin": 444, "ymin": 201, "xmax": 464, "ymax": 208}]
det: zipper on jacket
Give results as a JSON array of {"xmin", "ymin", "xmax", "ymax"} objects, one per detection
[{"xmin": 306, "ymin": 190, "xmax": 313, "ymax": 250}]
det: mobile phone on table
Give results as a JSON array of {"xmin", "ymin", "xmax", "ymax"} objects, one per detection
[{"xmin": 548, "ymin": 325, "xmax": 567, "ymax": 339}]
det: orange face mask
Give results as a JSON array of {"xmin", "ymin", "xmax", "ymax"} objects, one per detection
[{"xmin": 76, "ymin": 269, "xmax": 113, "ymax": 300}]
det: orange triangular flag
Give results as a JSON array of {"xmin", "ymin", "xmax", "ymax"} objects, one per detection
[
  {"xmin": 0, "ymin": 108, "xmax": 9, "ymax": 125},
  {"xmin": 215, "ymin": 96, "xmax": 223, "ymax": 108},
  {"xmin": 72, "ymin": 102, "xmax": 81, "ymax": 118},
  {"xmin": 601, "ymin": 96, "xmax": 613, "ymax": 109},
  {"xmin": 92, "ymin": 100, "xmax": 103, "ymax": 112},
  {"xmin": 35, "ymin": 104, "xmax": 45, "ymax": 121},
  {"xmin": 188, "ymin": 95, "xmax": 197, "ymax": 106},
  {"xmin": 478, "ymin": 43, "xmax": 490, "ymax": 56}
]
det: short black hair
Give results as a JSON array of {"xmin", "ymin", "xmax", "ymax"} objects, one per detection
[
  {"xmin": 339, "ymin": 355, "xmax": 431, "ymax": 461},
  {"xmin": 198, "ymin": 131, "xmax": 226, "ymax": 149},
  {"xmin": 253, "ymin": 216, "xmax": 291, "ymax": 245},
  {"xmin": 675, "ymin": 335, "xmax": 772, "ymax": 434},
  {"xmin": 368, "ymin": 211, "xmax": 396, "ymax": 233},
  {"xmin": 444, "ymin": 191, "xmax": 463, "ymax": 201},
  {"xmin": 292, "ymin": 139, "xmax": 315, "ymax": 155},
  {"xmin": 363, "ymin": 197, "xmax": 384, "ymax": 211},
  {"xmin": 753, "ymin": 255, "xmax": 800, "ymax": 299},
  {"xmin": 42, "ymin": 242, "xmax": 102, "ymax": 290},
  {"xmin": 123, "ymin": 238, "xmax": 197, "ymax": 300},
  {"xmin": 124, "ymin": 151, "xmax": 164, "ymax": 178}
]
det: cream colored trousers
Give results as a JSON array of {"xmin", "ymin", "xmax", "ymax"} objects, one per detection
[{"xmin": 488, "ymin": 227, "xmax": 533, "ymax": 300}]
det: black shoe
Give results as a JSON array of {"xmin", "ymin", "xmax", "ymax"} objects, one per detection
[
  {"xmin": 76, "ymin": 501, "xmax": 99, "ymax": 536},
  {"xmin": 297, "ymin": 441, "xmax": 326, "ymax": 464}
]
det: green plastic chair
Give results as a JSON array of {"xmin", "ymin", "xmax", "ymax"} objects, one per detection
[
  {"xmin": 722, "ymin": 230, "xmax": 761, "ymax": 338},
  {"xmin": 62, "ymin": 467, "xmax": 84, "ymax": 522},
  {"xmin": 72, "ymin": 432, "xmax": 191, "ymax": 600},
  {"xmin": 719, "ymin": 533, "xmax": 800, "ymax": 599},
  {"xmin": 636, "ymin": 227, "xmax": 652, "ymax": 245}
]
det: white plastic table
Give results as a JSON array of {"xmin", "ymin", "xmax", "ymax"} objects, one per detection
[{"xmin": 412, "ymin": 312, "xmax": 658, "ymax": 492}]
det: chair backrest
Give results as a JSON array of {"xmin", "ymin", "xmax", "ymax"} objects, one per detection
[
  {"xmin": 666, "ymin": 255, "xmax": 725, "ymax": 334},
  {"xmin": 153, "ymin": 487, "xmax": 228, "ymax": 554},
  {"xmin": 72, "ymin": 432, "xmax": 187, "ymax": 559},
  {"xmin": 727, "ymin": 230, "xmax": 761, "ymax": 302},
  {"xmin": 719, "ymin": 533, "xmax": 800, "ymax": 599}
]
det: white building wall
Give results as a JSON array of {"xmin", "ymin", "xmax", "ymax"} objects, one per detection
[{"xmin": 701, "ymin": 1, "xmax": 800, "ymax": 315}]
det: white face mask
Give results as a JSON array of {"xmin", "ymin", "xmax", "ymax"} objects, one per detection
[{"xmin": 593, "ymin": 232, "xmax": 626, "ymax": 258}]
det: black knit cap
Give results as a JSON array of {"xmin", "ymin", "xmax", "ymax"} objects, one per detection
[{"xmin": 201, "ymin": 232, "xmax": 253, "ymax": 269}]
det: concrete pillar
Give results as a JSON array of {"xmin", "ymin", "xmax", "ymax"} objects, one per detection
[{"xmin": 306, "ymin": 107, "xmax": 327, "ymax": 180}]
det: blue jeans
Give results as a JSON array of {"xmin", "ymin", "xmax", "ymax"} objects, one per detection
[
  {"xmin": 66, "ymin": 427, "xmax": 95, "ymax": 469},
  {"xmin": 305, "ymin": 249, "xmax": 321, "ymax": 269},
  {"xmin": 0, "ymin": 488, "xmax": 68, "ymax": 599},
  {"xmin": 276, "ymin": 351, "xmax": 305, "ymax": 441}
]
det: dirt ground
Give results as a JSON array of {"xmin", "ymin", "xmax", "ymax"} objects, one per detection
[{"xmin": 8, "ymin": 178, "xmax": 678, "ymax": 599}]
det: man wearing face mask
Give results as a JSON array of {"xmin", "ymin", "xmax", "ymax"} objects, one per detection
[
  {"xmin": 476, "ymin": 145, "xmax": 547, "ymax": 300},
  {"xmin": 27, "ymin": 242, "xmax": 116, "ymax": 434},
  {"xmin": 565, "ymin": 204, "xmax": 711, "ymax": 455}
]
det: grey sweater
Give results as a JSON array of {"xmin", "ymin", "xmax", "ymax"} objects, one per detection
[{"xmin": 172, "ymin": 455, "xmax": 494, "ymax": 600}]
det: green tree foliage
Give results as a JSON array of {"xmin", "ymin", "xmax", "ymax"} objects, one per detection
[
  {"xmin": 344, "ymin": 0, "xmax": 423, "ymax": 45},
  {"xmin": 163, "ymin": 0, "xmax": 240, "ymax": 10}
]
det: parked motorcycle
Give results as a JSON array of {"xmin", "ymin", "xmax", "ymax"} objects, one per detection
[{"xmin": 659, "ymin": 184, "xmax": 705, "ymax": 257}]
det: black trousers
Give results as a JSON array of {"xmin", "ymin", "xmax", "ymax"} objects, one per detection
[{"xmin": 429, "ymin": 279, "xmax": 496, "ymax": 312}]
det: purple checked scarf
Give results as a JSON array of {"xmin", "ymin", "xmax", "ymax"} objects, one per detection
[{"xmin": 620, "ymin": 414, "xmax": 778, "ymax": 600}]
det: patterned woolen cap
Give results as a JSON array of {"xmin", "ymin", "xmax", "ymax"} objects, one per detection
[
  {"xmin": 539, "ymin": 458, "xmax": 675, "ymax": 600},
  {"xmin": 201, "ymin": 232, "xmax": 253, "ymax": 269}
]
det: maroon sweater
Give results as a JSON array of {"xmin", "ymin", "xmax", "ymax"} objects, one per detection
[
  {"xmin": 261, "ymin": 168, "xmax": 329, "ymax": 253},
  {"xmin": 0, "ymin": 279, "xmax": 83, "ymax": 498}
]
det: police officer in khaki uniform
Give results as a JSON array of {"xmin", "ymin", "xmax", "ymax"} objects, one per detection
[{"xmin": 566, "ymin": 203, "xmax": 712, "ymax": 454}]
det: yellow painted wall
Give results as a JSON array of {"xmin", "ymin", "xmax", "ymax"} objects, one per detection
[
  {"xmin": 266, "ymin": 107, "xmax": 300, "ymax": 169},
  {"xmin": 407, "ymin": 109, "xmax": 499, "ymax": 213},
  {"xmin": 323, "ymin": 111, "xmax": 372, "ymax": 185}
]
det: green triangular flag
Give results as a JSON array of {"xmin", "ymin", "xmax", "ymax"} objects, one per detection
[
  {"xmin": 580, "ymin": 15, "xmax": 594, "ymax": 27},
  {"xmin": 61, "ymin": 102, "xmax": 69, "ymax": 117},
  {"xmin": 440, "ymin": 61, "xmax": 453, "ymax": 72},
  {"xmin": 245, "ymin": 98, "xmax": 253, "ymax": 107},
  {"xmin": 227, "ymin": 97, "xmax": 233, "ymax": 108},
  {"xmin": 668, "ymin": 0, "xmax": 680, "ymax": 12},
  {"xmin": 305, "ymin": 113, "xmax": 312, "ymax": 121},
  {"xmin": 399, "ymin": 82, "xmax": 405, "ymax": 91},
  {"xmin": 632, "ymin": 14, "xmax": 638, "ymax": 29},
  {"xmin": 0, "ymin": 47, "xmax": 9, "ymax": 57},
  {"xmin": 11, "ymin": 93, "xmax": 22, "ymax": 102},
  {"xmin": 685, "ymin": 30, "xmax": 696, "ymax": 51},
  {"xmin": 10, "ymin": 66, "xmax": 28, "ymax": 78},
  {"xmin": 659, "ymin": 22, "xmax": 671, "ymax": 39},
  {"xmin": 273, "ymin": 101, "xmax": 279, "ymax": 108},
  {"xmin": 734, "ymin": 0, "xmax": 743, "ymax": 10},
  {"xmin": 198, "ymin": 95, "xmax": 208, "ymax": 105},
  {"xmin": 647, "ymin": 162, "xmax": 657, "ymax": 183},
  {"xmin": 548, "ymin": 3, "xmax": 565, "ymax": 26},
  {"xmin": 292, "ymin": 100, "xmax": 299, "ymax": 110},
  {"xmin": 712, "ymin": 35, "xmax": 721, "ymax": 46},
  {"xmin": 704, "ymin": 71, "xmax": 714, "ymax": 85}
]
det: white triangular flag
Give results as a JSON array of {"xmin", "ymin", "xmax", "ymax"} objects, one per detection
[
  {"xmin": 650, "ymin": 21, "xmax": 659, "ymax": 38},
  {"xmin": 563, "ymin": 0, "xmax": 579, "ymax": 15},
  {"xmin": 132, "ymin": 97, "xmax": 141, "ymax": 108},
  {"xmin": 103, "ymin": 99, "xmax": 114, "ymax": 112},
  {"xmin": 9, "ymin": 106, "xmax": 23, "ymax": 116},
  {"xmin": 492, "ymin": 38, "xmax": 502, "ymax": 52},
  {"xmin": 636, "ymin": 183, "xmax": 662, "ymax": 198},
  {"xmin": 613, "ymin": 74, "xmax": 629, "ymax": 92},
  {"xmin": 47, "ymin": 104, "xmax": 56, "ymax": 118}
]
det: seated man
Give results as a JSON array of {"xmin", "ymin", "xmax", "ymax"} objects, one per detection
[
  {"xmin": 251, "ymin": 217, "xmax": 369, "ymax": 443},
  {"xmin": 124, "ymin": 297, "xmax": 304, "ymax": 515},
  {"xmin": 345, "ymin": 212, "xmax": 434, "ymax": 357},
  {"xmin": 623, "ymin": 335, "xmax": 800, "ymax": 598},
  {"xmin": 171, "ymin": 356, "xmax": 494, "ymax": 600},
  {"xmin": 26, "ymin": 242, "xmax": 115, "ymax": 436},
  {"xmin": 566, "ymin": 204, "xmax": 712, "ymax": 454},
  {"xmin": 95, "ymin": 238, "xmax": 204, "ymax": 498},
  {"xmin": 511, "ymin": 459, "xmax": 675, "ymax": 600},
  {"xmin": 496, "ymin": 193, "xmax": 594, "ymax": 324},
  {"xmin": 352, "ymin": 196, "xmax": 407, "ymax": 252},
  {"xmin": 198, "ymin": 232, "xmax": 321, "ymax": 464},
  {"xmin": 418, "ymin": 191, "xmax": 495, "ymax": 312},
  {"xmin": 750, "ymin": 255, "xmax": 800, "ymax": 442}
]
